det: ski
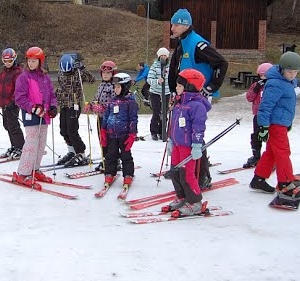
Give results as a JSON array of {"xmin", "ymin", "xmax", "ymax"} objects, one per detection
[
  {"xmin": 0, "ymin": 173, "xmax": 91, "ymax": 189},
  {"xmin": 120, "ymin": 205, "xmax": 222, "ymax": 218},
  {"xmin": 94, "ymin": 174, "xmax": 120, "ymax": 198},
  {"xmin": 0, "ymin": 157, "xmax": 20, "ymax": 164},
  {"xmin": 128, "ymin": 178, "xmax": 239, "ymax": 210},
  {"xmin": 0, "ymin": 176, "xmax": 77, "ymax": 200},
  {"xmin": 218, "ymin": 166, "xmax": 253, "ymax": 175},
  {"xmin": 40, "ymin": 159, "xmax": 101, "ymax": 172},
  {"xmin": 269, "ymin": 195, "xmax": 300, "ymax": 210},
  {"xmin": 117, "ymin": 184, "xmax": 132, "ymax": 201},
  {"xmin": 126, "ymin": 190, "xmax": 176, "ymax": 205},
  {"xmin": 151, "ymin": 163, "xmax": 222, "ymax": 177},
  {"xmin": 128, "ymin": 210, "xmax": 233, "ymax": 224}
]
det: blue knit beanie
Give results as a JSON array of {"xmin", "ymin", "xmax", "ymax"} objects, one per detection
[{"xmin": 171, "ymin": 9, "xmax": 192, "ymax": 26}]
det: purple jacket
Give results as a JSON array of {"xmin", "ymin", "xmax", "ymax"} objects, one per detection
[
  {"xmin": 15, "ymin": 69, "xmax": 57, "ymax": 126},
  {"xmin": 170, "ymin": 92, "xmax": 211, "ymax": 147}
]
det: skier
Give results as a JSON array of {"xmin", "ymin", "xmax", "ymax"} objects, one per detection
[
  {"xmin": 243, "ymin": 62, "xmax": 273, "ymax": 168},
  {"xmin": 55, "ymin": 53, "xmax": 95, "ymax": 167},
  {"xmin": 0, "ymin": 48, "xmax": 25, "ymax": 159},
  {"xmin": 165, "ymin": 68, "xmax": 211, "ymax": 217},
  {"xmin": 100, "ymin": 73, "xmax": 138, "ymax": 188},
  {"xmin": 249, "ymin": 51, "xmax": 300, "ymax": 199},
  {"xmin": 12, "ymin": 47, "xmax": 58, "ymax": 188},
  {"xmin": 132, "ymin": 62, "xmax": 150, "ymax": 104}
]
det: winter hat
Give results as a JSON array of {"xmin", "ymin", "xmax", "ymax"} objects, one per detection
[
  {"xmin": 171, "ymin": 9, "xmax": 192, "ymax": 26},
  {"xmin": 157, "ymin": 47, "xmax": 170, "ymax": 58}
]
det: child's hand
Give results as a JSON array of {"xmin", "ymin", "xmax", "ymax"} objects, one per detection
[
  {"xmin": 253, "ymin": 80, "xmax": 265, "ymax": 93},
  {"xmin": 32, "ymin": 104, "xmax": 45, "ymax": 117}
]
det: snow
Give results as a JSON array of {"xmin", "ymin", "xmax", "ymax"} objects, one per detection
[{"xmin": 1, "ymin": 92, "xmax": 300, "ymax": 281}]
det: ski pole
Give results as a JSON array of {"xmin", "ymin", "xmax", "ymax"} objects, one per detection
[
  {"xmin": 174, "ymin": 118, "xmax": 242, "ymax": 169},
  {"xmin": 32, "ymin": 117, "xmax": 43, "ymax": 189},
  {"xmin": 51, "ymin": 119, "xmax": 56, "ymax": 178}
]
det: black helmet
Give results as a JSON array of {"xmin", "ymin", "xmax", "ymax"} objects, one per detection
[{"xmin": 279, "ymin": 51, "xmax": 300, "ymax": 70}]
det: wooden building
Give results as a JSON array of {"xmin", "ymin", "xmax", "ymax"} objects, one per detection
[{"xmin": 158, "ymin": 0, "xmax": 274, "ymax": 60}]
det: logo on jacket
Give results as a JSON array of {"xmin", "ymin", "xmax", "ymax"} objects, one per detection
[{"xmin": 183, "ymin": 52, "xmax": 189, "ymax": 59}]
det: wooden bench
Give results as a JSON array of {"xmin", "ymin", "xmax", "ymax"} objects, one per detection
[
  {"xmin": 229, "ymin": 76, "xmax": 238, "ymax": 85},
  {"xmin": 233, "ymin": 79, "xmax": 244, "ymax": 88}
]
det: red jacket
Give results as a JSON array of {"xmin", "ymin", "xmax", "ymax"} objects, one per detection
[
  {"xmin": 0, "ymin": 64, "xmax": 23, "ymax": 108},
  {"xmin": 246, "ymin": 81, "xmax": 263, "ymax": 115}
]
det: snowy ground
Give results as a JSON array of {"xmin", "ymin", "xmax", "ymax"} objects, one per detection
[{"xmin": 1, "ymin": 92, "xmax": 300, "ymax": 281}]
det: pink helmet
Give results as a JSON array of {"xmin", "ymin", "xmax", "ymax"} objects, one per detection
[{"xmin": 256, "ymin": 63, "xmax": 273, "ymax": 75}]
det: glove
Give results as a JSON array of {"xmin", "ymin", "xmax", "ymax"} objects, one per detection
[
  {"xmin": 100, "ymin": 128, "xmax": 108, "ymax": 148},
  {"xmin": 191, "ymin": 143, "xmax": 203, "ymax": 160},
  {"xmin": 253, "ymin": 79, "xmax": 265, "ymax": 93},
  {"xmin": 5, "ymin": 101, "xmax": 15, "ymax": 110},
  {"xmin": 48, "ymin": 106, "xmax": 57, "ymax": 118},
  {"xmin": 258, "ymin": 126, "xmax": 269, "ymax": 142},
  {"xmin": 167, "ymin": 138, "xmax": 173, "ymax": 156},
  {"xmin": 83, "ymin": 102, "xmax": 91, "ymax": 113},
  {"xmin": 92, "ymin": 102, "xmax": 104, "ymax": 114},
  {"xmin": 202, "ymin": 86, "xmax": 213, "ymax": 97},
  {"xmin": 32, "ymin": 104, "xmax": 45, "ymax": 117},
  {"xmin": 124, "ymin": 133, "xmax": 136, "ymax": 151}
]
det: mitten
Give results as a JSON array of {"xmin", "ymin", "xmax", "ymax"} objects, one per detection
[
  {"xmin": 253, "ymin": 80, "xmax": 265, "ymax": 93},
  {"xmin": 100, "ymin": 128, "xmax": 108, "ymax": 148},
  {"xmin": 167, "ymin": 138, "xmax": 173, "ymax": 156},
  {"xmin": 92, "ymin": 102, "xmax": 104, "ymax": 114},
  {"xmin": 48, "ymin": 106, "xmax": 57, "ymax": 118},
  {"xmin": 191, "ymin": 143, "xmax": 203, "ymax": 160},
  {"xmin": 32, "ymin": 104, "xmax": 45, "ymax": 117},
  {"xmin": 83, "ymin": 102, "xmax": 91, "ymax": 113},
  {"xmin": 258, "ymin": 126, "xmax": 269, "ymax": 142},
  {"xmin": 124, "ymin": 133, "xmax": 136, "ymax": 151}
]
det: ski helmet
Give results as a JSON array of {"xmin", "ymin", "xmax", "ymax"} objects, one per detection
[
  {"xmin": 2, "ymin": 48, "xmax": 17, "ymax": 64},
  {"xmin": 177, "ymin": 68, "xmax": 206, "ymax": 92},
  {"xmin": 25, "ymin": 47, "xmax": 45, "ymax": 64},
  {"xmin": 279, "ymin": 51, "xmax": 300, "ymax": 70},
  {"xmin": 59, "ymin": 54, "xmax": 75, "ymax": 73},
  {"xmin": 112, "ymin": 73, "xmax": 132, "ymax": 95},
  {"xmin": 256, "ymin": 63, "xmax": 273, "ymax": 75},
  {"xmin": 100, "ymin": 60, "xmax": 117, "ymax": 76}
]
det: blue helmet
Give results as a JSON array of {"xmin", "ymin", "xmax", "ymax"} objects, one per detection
[{"xmin": 59, "ymin": 54, "xmax": 75, "ymax": 73}]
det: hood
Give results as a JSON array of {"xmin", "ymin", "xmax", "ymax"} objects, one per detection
[{"xmin": 180, "ymin": 91, "xmax": 212, "ymax": 112}]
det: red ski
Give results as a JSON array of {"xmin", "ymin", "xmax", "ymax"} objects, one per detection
[
  {"xmin": 94, "ymin": 175, "xmax": 120, "ymax": 198},
  {"xmin": 0, "ymin": 176, "xmax": 77, "ymax": 200},
  {"xmin": 218, "ymin": 167, "xmax": 253, "ymax": 174}
]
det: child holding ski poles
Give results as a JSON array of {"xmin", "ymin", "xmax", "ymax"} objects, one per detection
[
  {"xmin": 100, "ymin": 73, "xmax": 138, "ymax": 188},
  {"xmin": 164, "ymin": 68, "xmax": 211, "ymax": 217},
  {"xmin": 12, "ymin": 47, "xmax": 58, "ymax": 189}
]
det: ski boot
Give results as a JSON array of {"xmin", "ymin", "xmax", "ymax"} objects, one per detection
[
  {"xmin": 33, "ymin": 170, "xmax": 53, "ymax": 183},
  {"xmin": 161, "ymin": 197, "xmax": 186, "ymax": 212},
  {"xmin": 123, "ymin": 175, "xmax": 133, "ymax": 188},
  {"xmin": 64, "ymin": 153, "xmax": 88, "ymax": 167},
  {"xmin": 243, "ymin": 149, "xmax": 261, "ymax": 168},
  {"xmin": 104, "ymin": 174, "xmax": 114, "ymax": 187},
  {"xmin": 249, "ymin": 175, "xmax": 275, "ymax": 194},
  {"xmin": 151, "ymin": 134, "xmax": 158, "ymax": 141},
  {"xmin": 277, "ymin": 181, "xmax": 300, "ymax": 201},
  {"xmin": 0, "ymin": 147, "xmax": 14, "ymax": 158},
  {"xmin": 12, "ymin": 172, "xmax": 42, "ymax": 190},
  {"xmin": 95, "ymin": 161, "xmax": 105, "ymax": 172},
  {"xmin": 8, "ymin": 147, "xmax": 22, "ymax": 160},
  {"xmin": 199, "ymin": 176, "xmax": 212, "ymax": 191},
  {"xmin": 171, "ymin": 201, "xmax": 204, "ymax": 218},
  {"xmin": 57, "ymin": 152, "xmax": 75, "ymax": 165}
]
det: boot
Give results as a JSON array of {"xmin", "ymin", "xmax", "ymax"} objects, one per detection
[
  {"xmin": 277, "ymin": 182, "xmax": 300, "ymax": 200},
  {"xmin": 104, "ymin": 174, "xmax": 114, "ymax": 186},
  {"xmin": 1, "ymin": 147, "xmax": 14, "ymax": 158},
  {"xmin": 8, "ymin": 148, "xmax": 22, "ymax": 160},
  {"xmin": 151, "ymin": 134, "xmax": 158, "ymax": 141},
  {"xmin": 64, "ymin": 153, "xmax": 88, "ymax": 167},
  {"xmin": 95, "ymin": 160, "xmax": 105, "ymax": 171},
  {"xmin": 12, "ymin": 172, "xmax": 42, "ymax": 190},
  {"xmin": 249, "ymin": 175, "xmax": 275, "ymax": 194},
  {"xmin": 171, "ymin": 201, "xmax": 202, "ymax": 217},
  {"xmin": 199, "ymin": 175, "xmax": 212, "ymax": 191},
  {"xmin": 33, "ymin": 170, "xmax": 53, "ymax": 183},
  {"xmin": 57, "ymin": 152, "xmax": 75, "ymax": 165},
  {"xmin": 243, "ymin": 149, "xmax": 261, "ymax": 168},
  {"xmin": 167, "ymin": 197, "xmax": 186, "ymax": 211},
  {"xmin": 123, "ymin": 175, "xmax": 133, "ymax": 187}
]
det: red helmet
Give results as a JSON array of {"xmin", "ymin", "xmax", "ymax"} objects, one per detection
[
  {"xmin": 100, "ymin": 60, "xmax": 117, "ymax": 76},
  {"xmin": 2, "ymin": 48, "xmax": 17, "ymax": 64},
  {"xmin": 256, "ymin": 63, "xmax": 273, "ymax": 76},
  {"xmin": 177, "ymin": 68, "xmax": 206, "ymax": 92},
  {"xmin": 25, "ymin": 47, "xmax": 45, "ymax": 64}
]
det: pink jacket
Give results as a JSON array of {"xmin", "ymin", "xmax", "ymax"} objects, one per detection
[{"xmin": 246, "ymin": 82, "xmax": 262, "ymax": 115}]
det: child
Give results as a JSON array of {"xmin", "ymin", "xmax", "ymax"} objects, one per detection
[
  {"xmin": 165, "ymin": 68, "xmax": 211, "ymax": 217},
  {"xmin": 249, "ymin": 51, "xmax": 300, "ymax": 200},
  {"xmin": 147, "ymin": 47, "xmax": 171, "ymax": 141},
  {"xmin": 243, "ymin": 62, "xmax": 273, "ymax": 168},
  {"xmin": 55, "ymin": 53, "xmax": 95, "ymax": 167},
  {"xmin": 84, "ymin": 60, "xmax": 118, "ymax": 171},
  {"xmin": 100, "ymin": 73, "xmax": 138, "ymax": 187},
  {"xmin": 0, "ymin": 48, "xmax": 25, "ymax": 159},
  {"xmin": 12, "ymin": 47, "xmax": 58, "ymax": 189}
]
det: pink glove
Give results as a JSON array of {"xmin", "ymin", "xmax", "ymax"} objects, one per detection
[
  {"xmin": 92, "ymin": 103, "xmax": 104, "ymax": 114},
  {"xmin": 124, "ymin": 133, "xmax": 136, "ymax": 151},
  {"xmin": 32, "ymin": 104, "xmax": 45, "ymax": 117},
  {"xmin": 100, "ymin": 128, "xmax": 108, "ymax": 147},
  {"xmin": 83, "ymin": 103, "xmax": 91, "ymax": 113}
]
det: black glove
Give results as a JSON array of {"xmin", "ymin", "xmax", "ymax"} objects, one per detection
[
  {"xmin": 48, "ymin": 106, "xmax": 58, "ymax": 118},
  {"xmin": 253, "ymin": 79, "xmax": 266, "ymax": 93},
  {"xmin": 202, "ymin": 86, "xmax": 213, "ymax": 97},
  {"xmin": 5, "ymin": 101, "xmax": 15, "ymax": 110}
]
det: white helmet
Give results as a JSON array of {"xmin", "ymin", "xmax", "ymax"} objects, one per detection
[{"xmin": 112, "ymin": 73, "xmax": 132, "ymax": 95}]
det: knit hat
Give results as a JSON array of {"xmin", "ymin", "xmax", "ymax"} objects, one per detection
[
  {"xmin": 171, "ymin": 9, "xmax": 192, "ymax": 26},
  {"xmin": 157, "ymin": 47, "xmax": 170, "ymax": 58}
]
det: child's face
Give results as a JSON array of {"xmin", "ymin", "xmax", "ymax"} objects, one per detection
[
  {"xmin": 176, "ymin": 83, "xmax": 184, "ymax": 95},
  {"xmin": 283, "ymin": 69, "xmax": 299, "ymax": 81},
  {"xmin": 27, "ymin": 58, "xmax": 39, "ymax": 70},
  {"xmin": 102, "ymin": 71, "xmax": 113, "ymax": 81},
  {"xmin": 114, "ymin": 84, "xmax": 122, "ymax": 95},
  {"xmin": 2, "ymin": 59, "xmax": 14, "ymax": 69},
  {"xmin": 259, "ymin": 74, "xmax": 267, "ymax": 80}
]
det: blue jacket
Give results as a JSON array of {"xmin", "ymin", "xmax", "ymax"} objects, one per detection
[
  {"xmin": 170, "ymin": 92, "xmax": 211, "ymax": 147},
  {"xmin": 258, "ymin": 65, "xmax": 297, "ymax": 127},
  {"xmin": 135, "ymin": 65, "xmax": 149, "ymax": 83},
  {"xmin": 102, "ymin": 94, "xmax": 138, "ymax": 138}
]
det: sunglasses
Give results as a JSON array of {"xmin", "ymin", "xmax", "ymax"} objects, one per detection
[{"xmin": 2, "ymin": 58, "xmax": 14, "ymax": 64}]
